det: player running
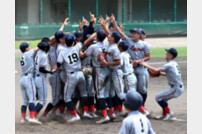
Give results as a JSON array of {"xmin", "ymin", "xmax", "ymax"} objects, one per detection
[
  {"xmin": 140, "ymin": 48, "xmax": 184, "ymax": 120},
  {"xmin": 19, "ymin": 42, "xmax": 41, "ymax": 124}
]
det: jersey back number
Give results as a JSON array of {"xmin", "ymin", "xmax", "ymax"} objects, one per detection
[
  {"xmin": 67, "ymin": 53, "xmax": 79, "ymax": 64},
  {"xmin": 20, "ymin": 56, "xmax": 25, "ymax": 66}
]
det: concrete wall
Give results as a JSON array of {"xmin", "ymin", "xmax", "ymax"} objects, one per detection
[
  {"xmin": 15, "ymin": 0, "xmax": 28, "ymax": 25},
  {"xmin": 27, "ymin": 0, "xmax": 40, "ymax": 25}
]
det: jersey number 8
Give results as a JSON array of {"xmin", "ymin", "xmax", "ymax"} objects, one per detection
[
  {"xmin": 68, "ymin": 53, "xmax": 78, "ymax": 64},
  {"xmin": 20, "ymin": 57, "xmax": 25, "ymax": 66}
]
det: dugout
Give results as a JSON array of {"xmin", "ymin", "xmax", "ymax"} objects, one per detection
[{"xmin": 15, "ymin": 0, "xmax": 187, "ymax": 40}]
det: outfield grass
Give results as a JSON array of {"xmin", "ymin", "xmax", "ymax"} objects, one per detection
[{"xmin": 15, "ymin": 41, "xmax": 187, "ymax": 58}]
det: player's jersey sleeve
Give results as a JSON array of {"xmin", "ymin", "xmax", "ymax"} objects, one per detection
[
  {"xmin": 119, "ymin": 120, "xmax": 132, "ymax": 134},
  {"xmin": 75, "ymin": 42, "xmax": 83, "ymax": 52},
  {"xmin": 57, "ymin": 51, "xmax": 64, "ymax": 63},
  {"xmin": 161, "ymin": 63, "xmax": 171, "ymax": 72},
  {"xmin": 85, "ymin": 45, "xmax": 94, "ymax": 56},
  {"xmin": 120, "ymin": 54, "xmax": 124, "ymax": 66},
  {"xmin": 39, "ymin": 55, "xmax": 47, "ymax": 67},
  {"xmin": 124, "ymin": 35, "xmax": 133, "ymax": 48},
  {"xmin": 112, "ymin": 48, "xmax": 120, "ymax": 60},
  {"xmin": 27, "ymin": 49, "xmax": 35, "ymax": 57},
  {"xmin": 147, "ymin": 119, "xmax": 156, "ymax": 134},
  {"xmin": 143, "ymin": 42, "xmax": 150, "ymax": 54}
]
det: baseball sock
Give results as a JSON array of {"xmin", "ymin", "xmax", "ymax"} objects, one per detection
[
  {"xmin": 158, "ymin": 100, "xmax": 170, "ymax": 115},
  {"xmin": 66, "ymin": 101, "xmax": 77, "ymax": 117},
  {"xmin": 29, "ymin": 103, "xmax": 35, "ymax": 119},
  {"xmin": 139, "ymin": 106, "xmax": 146, "ymax": 114},
  {"xmin": 112, "ymin": 96, "xmax": 122, "ymax": 112},
  {"xmin": 42, "ymin": 103, "xmax": 53, "ymax": 117},
  {"xmin": 105, "ymin": 97, "xmax": 114, "ymax": 115},
  {"xmin": 81, "ymin": 97, "xmax": 89, "ymax": 113},
  {"xmin": 88, "ymin": 96, "xmax": 95, "ymax": 112},
  {"xmin": 21, "ymin": 105, "xmax": 27, "ymax": 119},
  {"xmin": 59, "ymin": 100, "xmax": 65, "ymax": 114},
  {"xmin": 141, "ymin": 93, "xmax": 147, "ymax": 107},
  {"xmin": 35, "ymin": 103, "xmax": 43, "ymax": 117},
  {"xmin": 99, "ymin": 98, "xmax": 107, "ymax": 118}
]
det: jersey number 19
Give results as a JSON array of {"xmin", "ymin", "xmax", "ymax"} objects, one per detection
[{"xmin": 67, "ymin": 53, "xmax": 78, "ymax": 64}]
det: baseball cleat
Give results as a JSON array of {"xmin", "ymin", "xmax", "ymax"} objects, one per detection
[
  {"xmin": 83, "ymin": 112, "xmax": 93, "ymax": 119},
  {"xmin": 120, "ymin": 110, "xmax": 128, "ymax": 117},
  {"xmin": 90, "ymin": 112, "xmax": 99, "ymax": 118},
  {"xmin": 144, "ymin": 110, "xmax": 150, "ymax": 116},
  {"xmin": 21, "ymin": 118, "xmax": 26, "ymax": 124},
  {"xmin": 26, "ymin": 115, "xmax": 30, "ymax": 121},
  {"xmin": 28, "ymin": 118, "xmax": 42, "ymax": 125},
  {"xmin": 96, "ymin": 116, "xmax": 110, "ymax": 124},
  {"xmin": 67, "ymin": 114, "xmax": 80, "ymax": 122},
  {"xmin": 163, "ymin": 111, "xmax": 174, "ymax": 121},
  {"xmin": 109, "ymin": 113, "xmax": 117, "ymax": 120}
]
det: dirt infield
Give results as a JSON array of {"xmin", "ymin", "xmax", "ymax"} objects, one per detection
[{"xmin": 15, "ymin": 57, "xmax": 187, "ymax": 134}]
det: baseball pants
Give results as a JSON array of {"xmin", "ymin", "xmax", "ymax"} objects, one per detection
[
  {"xmin": 35, "ymin": 75, "xmax": 48, "ymax": 106},
  {"xmin": 123, "ymin": 73, "xmax": 137, "ymax": 92},
  {"xmin": 155, "ymin": 85, "xmax": 184, "ymax": 102},
  {"xmin": 48, "ymin": 70, "xmax": 61, "ymax": 106},
  {"xmin": 20, "ymin": 74, "xmax": 36, "ymax": 106}
]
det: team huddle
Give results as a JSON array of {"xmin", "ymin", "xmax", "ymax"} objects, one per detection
[{"xmin": 19, "ymin": 12, "xmax": 184, "ymax": 134}]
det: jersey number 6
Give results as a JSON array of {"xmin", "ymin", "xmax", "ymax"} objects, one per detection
[{"xmin": 68, "ymin": 53, "xmax": 78, "ymax": 64}]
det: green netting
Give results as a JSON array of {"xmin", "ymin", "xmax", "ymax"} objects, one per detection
[{"xmin": 15, "ymin": 22, "xmax": 187, "ymax": 40}]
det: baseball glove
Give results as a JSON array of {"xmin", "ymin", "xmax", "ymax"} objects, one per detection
[
  {"xmin": 82, "ymin": 67, "xmax": 93, "ymax": 75},
  {"xmin": 98, "ymin": 52, "xmax": 106, "ymax": 62},
  {"xmin": 148, "ymin": 69, "xmax": 160, "ymax": 78}
]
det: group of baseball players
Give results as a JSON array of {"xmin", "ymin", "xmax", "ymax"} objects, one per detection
[{"xmin": 19, "ymin": 12, "xmax": 184, "ymax": 133}]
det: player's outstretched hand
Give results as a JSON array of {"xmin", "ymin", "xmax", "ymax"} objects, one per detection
[
  {"xmin": 89, "ymin": 11, "xmax": 95, "ymax": 22},
  {"xmin": 82, "ymin": 16, "xmax": 89, "ymax": 26},
  {"xmin": 148, "ymin": 69, "xmax": 160, "ymax": 78},
  {"xmin": 63, "ymin": 18, "xmax": 69, "ymax": 26}
]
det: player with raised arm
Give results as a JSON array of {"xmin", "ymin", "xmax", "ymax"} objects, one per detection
[
  {"xmin": 52, "ymin": 34, "xmax": 93, "ymax": 122},
  {"xmin": 19, "ymin": 42, "xmax": 42, "ymax": 124}
]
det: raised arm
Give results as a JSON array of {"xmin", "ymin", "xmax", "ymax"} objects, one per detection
[
  {"xmin": 59, "ymin": 18, "xmax": 69, "ymax": 31},
  {"xmin": 83, "ymin": 32, "xmax": 97, "ymax": 46},
  {"xmin": 111, "ymin": 14, "xmax": 126, "ymax": 40},
  {"xmin": 98, "ymin": 16, "xmax": 110, "ymax": 39}
]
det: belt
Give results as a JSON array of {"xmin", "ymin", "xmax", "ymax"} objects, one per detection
[
  {"xmin": 123, "ymin": 73, "xmax": 132, "ymax": 78},
  {"xmin": 171, "ymin": 85, "xmax": 182, "ymax": 88}
]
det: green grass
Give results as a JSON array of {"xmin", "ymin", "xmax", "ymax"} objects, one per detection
[
  {"xmin": 15, "ymin": 40, "xmax": 41, "ymax": 49},
  {"xmin": 150, "ymin": 47, "xmax": 187, "ymax": 58},
  {"xmin": 15, "ymin": 40, "xmax": 187, "ymax": 58}
]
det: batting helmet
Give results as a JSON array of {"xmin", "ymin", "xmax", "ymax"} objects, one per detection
[
  {"xmin": 55, "ymin": 31, "xmax": 65, "ymax": 43},
  {"xmin": 19, "ymin": 42, "xmax": 29, "ymax": 53},
  {"xmin": 37, "ymin": 42, "xmax": 50, "ymax": 52},
  {"xmin": 118, "ymin": 40, "xmax": 129, "ymax": 51},
  {"xmin": 124, "ymin": 90, "xmax": 143, "ymax": 111}
]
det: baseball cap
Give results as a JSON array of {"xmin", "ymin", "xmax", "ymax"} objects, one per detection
[
  {"xmin": 111, "ymin": 31, "xmax": 121, "ymax": 43},
  {"xmin": 74, "ymin": 31, "xmax": 83, "ymax": 38},
  {"xmin": 109, "ymin": 21, "xmax": 120, "ymax": 28},
  {"xmin": 118, "ymin": 41, "xmax": 129, "ymax": 51},
  {"xmin": 63, "ymin": 34, "xmax": 76, "ymax": 46},
  {"xmin": 19, "ymin": 42, "xmax": 29, "ymax": 53},
  {"xmin": 95, "ymin": 28, "xmax": 106, "ymax": 42},
  {"xmin": 139, "ymin": 28, "xmax": 146, "ymax": 35},
  {"xmin": 129, "ymin": 28, "xmax": 141, "ymax": 34},
  {"xmin": 165, "ymin": 48, "xmax": 178, "ymax": 58},
  {"xmin": 55, "ymin": 31, "xmax": 65, "ymax": 39},
  {"xmin": 124, "ymin": 90, "xmax": 143, "ymax": 111}
]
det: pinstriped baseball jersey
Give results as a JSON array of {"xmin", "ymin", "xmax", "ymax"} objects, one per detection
[
  {"xmin": 119, "ymin": 111, "xmax": 155, "ymax": 134},
  {"xmin": 81, "ymin": 56, "xmax": 92, "ymax": 68},
  {"xmin": 35, "ymin": 50, "xmax": 48, "ymax": 77},
  {"xmin": 161, "ymin": 60, "xmax": 183, "ymax": 86},
  {"xmin": 48, "ymin": 46, "xmax": 57, "ymax": 70},
  {"xmin": 85, "ymin": 42, "xmax": 106, "ymax": 67},
  {"xmin": 56, "ymin": 44, "xmax": 67, "ymax": 56},
  {"xmin": 125, "ymin": 36, "xmax": 150, "ymax": 60},
  {"xmin": 20, "ymin": 49, "xmax": 35, "ymax": 75},
  {"xmin": 57, "ymin": 42, "xmax": 82, "ymax": 73},
  {"xmin": 106, "ymin": 43, "xmax": 121, "ymax": 69},
  {"xmin": 120, "ymin": 51, "xmax": 134, "ymax": 75}
]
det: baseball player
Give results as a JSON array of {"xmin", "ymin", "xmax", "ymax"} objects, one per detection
[
  {"xmin": 118, "ymin": 40, "xmax": 137, "ymax": 92},
  {"xmin": 119, "ymin": 90, "xmax": 155, "ymax": 134},
  {"xmin": 41, "ymin": 36, "xmax": 62, "ymax": 118},
  {"xmin": 139, "ymin": 28, "xmax": 151, "ymax": 113},
  {"xmin": 34, "ymin": 42, "xmax": 53, "ymax": 118},
  {"xmin": 140, "ymin": 48, "xmax": 184, "ymax": 120},
  {"xmin": 19, "ymin": 42, "xmax": 41, "ymax": 124},
  {"xmin": 80, "ymin": 29, "xmax": 115, "ymax": 124},
  {"xmin": 111, "ymin": 18, "xmax": 150, "ymax": 115},
  {"xmin": 52, "ymin": 34, "xmax": 93, "ymax": 122}
]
